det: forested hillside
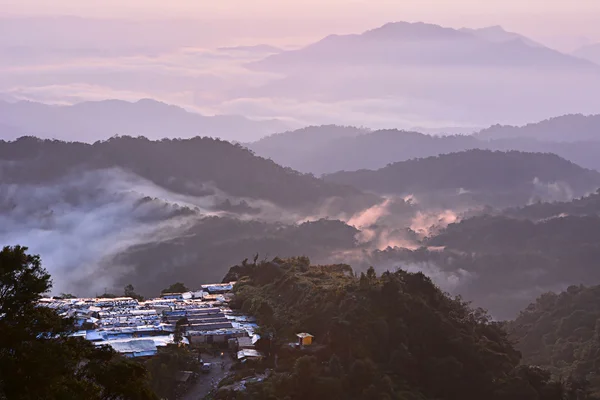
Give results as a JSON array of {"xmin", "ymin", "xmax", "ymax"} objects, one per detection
[
  {"xmin": 114, "ymin": 218, "xmax": 361, "ymax": 295},
  {"xmin": 324, "ymin": 149, "xmax": 600, "ymax": 207},
  {"xmin": 248, "ymin": 123, "xmax": 600, "ymax": 175},
  {"xmin": 509, "ymin": 285, "xmax": 600, "ymax": 398},
  {"xmin": 217, "ymin": 257, "xmax": 577, "ymax": 399},
  {"xmin": 504, "ymin": 189, "xmax": 600, "ymax": 220},
  {"xmin": 0, "ymin": 135, "xmax": 375, "ymax": 210}
]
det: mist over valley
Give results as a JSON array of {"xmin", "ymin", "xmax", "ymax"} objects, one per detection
[{"xmin": 4, "ymin": 7, "xmax": 600, "ymax": 399}]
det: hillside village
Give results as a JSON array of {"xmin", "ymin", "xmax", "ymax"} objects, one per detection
[{"xmin": 39, "ymin": 282, "xmax": 262, "ymax": 359}]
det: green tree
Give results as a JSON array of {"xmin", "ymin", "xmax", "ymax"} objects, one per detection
[
  {"xmin": 161, "ymin": 282, "xmax": 189, "ymax": 294},
  {"xmin": 124, "ymin": 283, "xmax": 144, "ymax": 301},
  {"xmin": 0, "ymin": 245, "xmax": 157, "ymax": 400},
  {"xmin": 174, "ymin": 317, "xmax": 189, "ymax": 345}
]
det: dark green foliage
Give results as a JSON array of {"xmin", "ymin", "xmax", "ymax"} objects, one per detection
[
  {"xmin": 145, "ymin": 345, "xmax": 198, "ymax": 400},
  {"xmin": 223, "ymin": 257, "xmax": 566, "ymax": 400},
  {"xmin": 174, "ymin": 317, "xmax": 189, "ymax": 345},
  {"xmin": 98, "ymin": 292, "xmax": 119, "ymax": 298},
  {"xmin": 124, "ymin": 283, "xmax": 145, "ymax": 301},
  {"xmin": 119, "ymin": 217, "xmax": 359, "ymax": 295},
  {"xmin": 161, "ymin": 282, "xmax": 190, "ymax": 294},
  {"xmin": 0, "ymin": 245, "xmax": 157, "ymax": 400},
  {"xmin": 509, "ymin": 285, "xmax": 600, "ymax": 398},
  {"xmin": 411, "ymin": 203, "xmax": 600, "ymax": 318}
]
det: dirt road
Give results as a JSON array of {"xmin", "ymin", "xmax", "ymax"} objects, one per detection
[{"xmin": 181, "ymin": 354, "xmax": 233, "ymax": 400}]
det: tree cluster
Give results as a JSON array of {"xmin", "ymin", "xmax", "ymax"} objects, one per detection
[
  {"xmin": 221, "ymin": 257, "xmax": 569, "ymax": 399},
  {"xmin": 0, "ymin": 245, "xmax": 157, "ymax": 400},
  {"xmin": 508, "ymin": 284, "xmax": 600, "ymax": 398}
]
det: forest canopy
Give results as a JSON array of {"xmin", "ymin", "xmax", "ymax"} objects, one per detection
[{"xmin": 219, "ymin": 257, "xmax": 581, "ymax": 400}]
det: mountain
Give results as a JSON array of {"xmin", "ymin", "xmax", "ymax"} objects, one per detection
[
  {"xmin": 0, "ymin": 135, "xmax": 373, "ymax": 210},
  {"xmin": 248, "ymin": 123, "xmax": 600, "ymax": 175},
  {"xmin": 412, "ymin": 204, "xmax": 600, "ymax": 318},
  {"xmin": 248, "ymin": 128, "xmax": 480, "ymax": 174},
  {"xmin": 0, "ymin": 135, "xmax": 380, "ymax": 296},
  {"xmin": 0, "ymin": 99, "xmax": 288, "ymax": 142},
  {"xmin": 323, "ymin": 150, "xmax": 600, "ymax": 208},
  {"xmin": 503, "ymin": 189, "xmax": 600, "ymax": 220},
  {"xmin": 477, "ymin": 114, "xmax": 600, "ymax": 142},
  {"xmin": 244, "ymin": 22, "xmax": 600, "ymax": 129},
  {"xmin": 352, "ymin": 189, "xmax": 600, "ymax": 319},
  {"xmin": 219, "ymin": 257, "xmax": 567, "ymax": 400},
  {"xmin": 115, "ymin": 218, "xmax": 361, "ymax": 294},
  {"xmin": 250, "ymin": 21, "xmax": 595, "ymax": 71},
  {"xmin": 247, "ymin": 125, "xmax": 369, "ymax": 167},
  {"xmin": 459, "ymin": 25, "xmax": 545, "ymax": 48},
  {"xmin": 408, "ymin": 126, "xmax": 481, "ymax": 135},
  {"xmin": 509, "ymin": 284, "xmax": 600, "ymax": 396},
  {"xmin": 573, "ymin": 42, "xmax": 600, "ymax": 65}
]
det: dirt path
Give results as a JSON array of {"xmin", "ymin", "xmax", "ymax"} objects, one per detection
[{"xmin": 181, "ymin": 354, "xmax": 233, "ymax": 400}]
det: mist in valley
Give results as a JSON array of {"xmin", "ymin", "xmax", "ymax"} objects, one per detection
[
  {"xmin": 2, "ymin": 0, "xmax": 600, "ymax": 325},
  {"xmin": 6, "ymin": 3, "xmax": 600, "ymax": 399}
]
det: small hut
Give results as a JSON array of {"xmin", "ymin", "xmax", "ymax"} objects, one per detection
[{"xmin": 296, "ymin": 332, "xmax": 314, "ymax": 346}]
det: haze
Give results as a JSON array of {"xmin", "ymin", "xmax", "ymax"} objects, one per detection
[
  {"xmin": 4, "ymin": 0, "xmax": 600, "ymax": 49},
  {"xmin": 3, "ymin": 0, "xmax": 600, "ymax": 303}
]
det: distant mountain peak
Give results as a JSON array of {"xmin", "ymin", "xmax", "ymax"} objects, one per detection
[
  {"xmin": 0, "ymin": 99, "xmax": 289, "ymax": 142},
  {"xmin": 479, "ymin": 25, "xmax": 507, "ymax": 32},
  {"xmin": 461, "ymin": 25, "xmax": 545, "ymax": 48},
  {"xmin": 250, "ymin": 20, "xmax": 590, "ymax": 71},
  {"xmin": 363, "ymin": 21, "xmax": 467, "ymax": 40}
]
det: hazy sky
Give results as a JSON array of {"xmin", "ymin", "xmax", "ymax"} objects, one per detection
[{"xmin": 3, "ymin": 0, "xmax": 600, "ymax": 48}]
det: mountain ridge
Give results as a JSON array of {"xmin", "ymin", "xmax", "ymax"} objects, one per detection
[
  {"xmin": 249, "ymin": 21, "xmax": 597, "ymax": 71},
  {"xmin": 0, "ymin": 99, "xmax": 289, "ymax": 142}
]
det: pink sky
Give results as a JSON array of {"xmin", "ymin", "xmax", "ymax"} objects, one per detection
[{"xmin": 2, "ymin": 0, "xmax": 600, "ymax": 49}]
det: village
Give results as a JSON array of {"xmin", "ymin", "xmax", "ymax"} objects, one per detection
[{"xmin": 39, "ymin": 281, "xmax": 315, "ymax": 399}]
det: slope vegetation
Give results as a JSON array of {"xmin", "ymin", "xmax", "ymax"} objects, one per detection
[
  {"xmin": 324, "ymin": 149, "xmax": 600, "ymax": 208},
  {"xmin": 218, "ymin": 257, "xmax": 571, "ymax": 400}
]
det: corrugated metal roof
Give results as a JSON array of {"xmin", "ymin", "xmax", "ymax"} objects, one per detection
[{"xmin": 237, "ymin": 349, "xmax": 264, "ymax": 360}]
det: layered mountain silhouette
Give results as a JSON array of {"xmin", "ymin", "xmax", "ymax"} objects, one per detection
[
  {"xmin": 250, "ymin": 22, "xmax": 596, "ymax": 71},
  {"xmin": 323, "ymin": 149, "xmax": 600, "ymax": 207},
  {"xmin": 248, "ymin": 119, "xmax": 600, "ymax": 175},
  {"xmin": 0, "ymin": 135, "xmax": 374, "ymax": 210},
  {"xmin": 0, "ymin": 99, "xmax": 288, "ymax": 142},
  {"xmin": 477, "ymin": 114, "xmax": 600, "ymax": 141},
  {"xmin": 243, "ymin": 22, "xmax": 600, "ymax": 127},
  {"xmin": 458, "ymin": 25, "xmax": 545, "ymax": 48}
]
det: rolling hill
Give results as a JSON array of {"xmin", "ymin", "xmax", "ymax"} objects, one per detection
[
  {"xmin": 508, "ymin": 284, "xmax": 600, "ymax": 396},
  {"xmin": 323, "ymin": 149, "xmax": 600, "ymax": 208},
  {"xmin": 248, "ymin": 121, "xmax": 600, "ymax": 175},
  {"xmin": 477, "ymin": 114, "xmax": 600, "ymax": 142},
  {"xmin": 0, "ymin": 99, "xmax": 288, "ymax": 142},
  {"xmin": 0, "ymin": 135, "xmax": 380, "ymax": 297},
  {"xmin": 459, "ymin": 25, "xmax": 545, "ymax": 48},
  {"xmin": 0, "ymin": 135, "xmax": 374, "ymax": 210}
]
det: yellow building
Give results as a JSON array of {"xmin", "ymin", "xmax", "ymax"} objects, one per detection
[{"xmin": 296, "ymin": 332, "xmax": 314, "ymax": 346}]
